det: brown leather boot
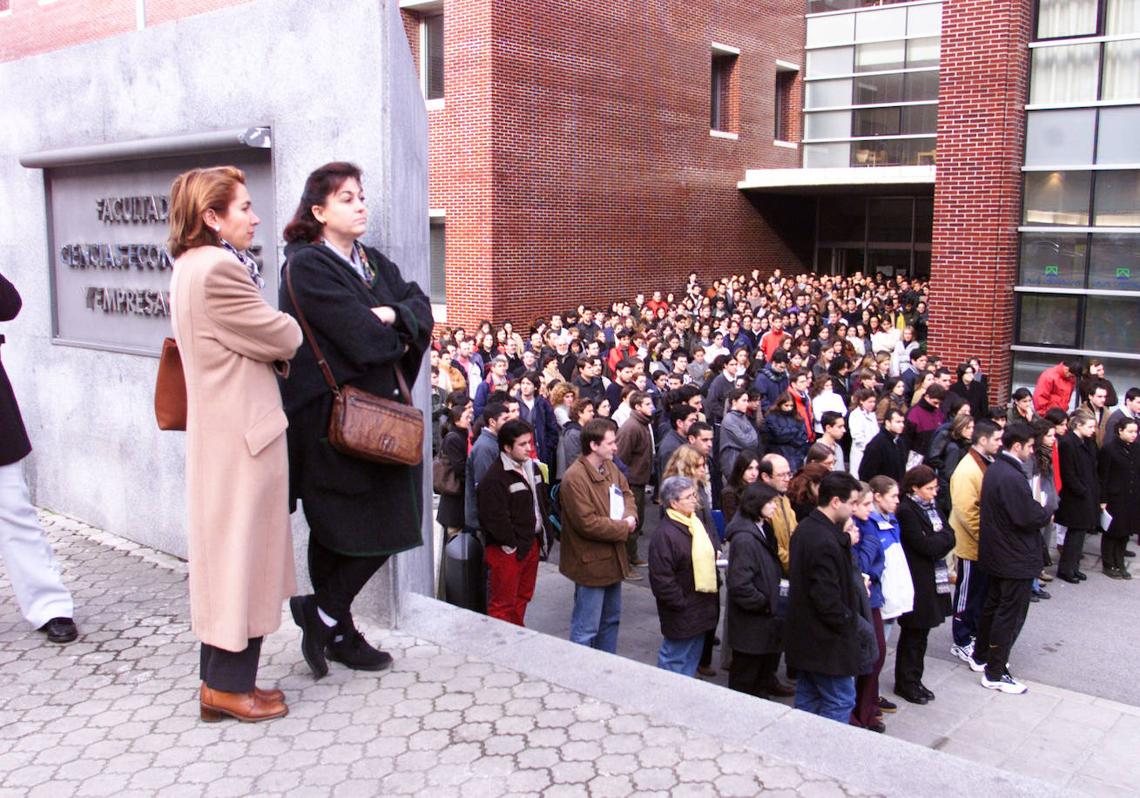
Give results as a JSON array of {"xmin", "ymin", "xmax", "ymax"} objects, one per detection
[
  {"xmin": 254, "ymin": 687, "xmax": 285, "ymax": 703},
  {"xmin": 199, "ymin": 684, "xmax": 288, "ymax": 723}
]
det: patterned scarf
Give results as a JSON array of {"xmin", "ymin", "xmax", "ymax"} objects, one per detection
[{"xmin": 220, "ymin": 239, "xmax": 264, "ymax": 289}]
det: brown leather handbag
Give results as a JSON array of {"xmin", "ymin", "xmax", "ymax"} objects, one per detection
[
  {"xmin": 154, "ymin": 337, "xmax": 187, "ymax": 431},
  {"xmin": 285, "ymin": 264, "xmax": 423, "ymax": 466},
  {"xmin": 432, "ymin": 453, "xmax": 462, "ymax": 496}
]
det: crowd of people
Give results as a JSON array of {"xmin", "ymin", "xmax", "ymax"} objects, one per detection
[{"xmin": 436, "ymin": 270, "xmax": 1140, "ymax": 731}]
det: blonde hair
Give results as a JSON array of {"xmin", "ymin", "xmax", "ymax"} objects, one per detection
[
  {"xmin": 167, "ymin": 166, "xmax": 246, "ymax": 258},
  {"xmin": 662, "ymin": 444, "xmax": 709, "ymax": 492}
]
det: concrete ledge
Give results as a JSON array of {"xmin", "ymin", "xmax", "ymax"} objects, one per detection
[{"xmin": 398, "ymin": 592, "xmax": 1068, "ymax": 798}]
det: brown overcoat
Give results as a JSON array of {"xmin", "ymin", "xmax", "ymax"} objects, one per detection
[
  {"xmin": 170, "ymin": 247, "xmax": 303, "ymax": 652},
  {"xmin": 558, "ymin": 456, "xmax": 635, "ymax": 587}
]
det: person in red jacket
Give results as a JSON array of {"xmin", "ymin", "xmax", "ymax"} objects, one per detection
[{"xmin": 1033, "ymin": 360, "xmax": 1080, "ymax": 416}]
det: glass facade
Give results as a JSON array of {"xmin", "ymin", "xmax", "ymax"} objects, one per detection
[
  {"xmin": 802, "ymin": 1, "xmax": 941, "ymax": 168},
  {"xmin": 1014, "ymin": 0, "xmax": 1140, "ymax": 390},
  {"xmin": 815, "ymin": 196, "xmax": 933, "ymax": 277}
]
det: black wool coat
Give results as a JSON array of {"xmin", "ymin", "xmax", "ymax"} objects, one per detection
[
  {"xmin": 0, "ymin": 274, "xmax": 32, "ymax": 467},
  {"xmin": 279, "ymin": 242, "xmax": 433, "ymax": 556},
  {"xmin": 858, "ymin": 429, "xmax": 908, "ymax": 483},
  {"xmin": 436, "ymin": 428, "xmax": 468, "ymax": 529},
  {"xmin": 896, "ymin": 496, "xmax": 956, "ymax": 629},
  {"xmin": 979, "ymin": 452, "xmax": 1053, "ymax": 579},
  {"xmin": 647, "ymin": 514, "xmax": 721, "ymax": 640},
  {"xmin": 1098, "ymin": 437, "xmax": 1139, "ymax": 539},
  {"xmin": 725, "ymin": 515, "xmax": 783, "ymax": 655},
  {"xmin": 784, "ymin": 509, "xmax": 862, "ymax": 676},
  {"xmin": 1056, "ymin": 431, "xmax": 1100, "ymax": 530}
]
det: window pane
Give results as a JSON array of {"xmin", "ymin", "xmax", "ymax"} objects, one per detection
[
  {"xmin": 429, "ymin": 223, "xmax": 446, "ymax": 304},
  {"xmin": 853, "ymin": 137, "xmax": 936, "ymax": 166},
  {"xmin": 804, "ymin": 142, "xmax": 851, "ymax": 167},
  {"xmin": 907, "ymin": 3, "xmax": 942, "ymax": 37},
  {"xmin": 904, "ymin": 70, "xmax": 939, "ymax": 101},
  {"xmin": 1018, "ymin": 294, "xmax": 1080, "ymax": 347},
  {"xmin": 805, "ymin": 78, "xmax": 853, "ymax": 109},
  {"xmin": 818, "ymin": 197, "xmax": 865, "ymax": 241},
  {"xmin": 1025, "ymin": 109, "xmax": 1096, "ymax": 166},
  {"xmin": 1023, "ymin": 171, "xmax": 1092, "ymax": 225},
  {"xmin": 1035, "ymin": 0, "xmax": 1098, "ymax": 39},
  {"xmin": 906, "ymin": 37, "xmax": 940, "ymax": 69},
  {"xmin": 1094, "ymin": 171, "xmax": 1140, "ymax": 227},
  {"xmin": 915, "ymin": 198, "xmax": 933, "ymax": 243},
  {"xmin": 1106, "ymin": 0, "xmax": 1140, "ymax": 34},
  {"xmin": 1030, "ymin": 44, "xmax": 1099, "ymax": 104},
  {"xmin": 901, "ymin": 104, "xmax": 938, "ymax": 135},
  {"xmin": 1089, "ymin": 233, "xmax": 1140, "ymax": 290},
  {"xmin": 1103, "ymin": 40, "xmax": 1140, "ymax": 102},
  {"xmin": 424, "ymin": 14, "xmax": 444, "ymax": 100},
  {"xmin": 854, "ymin": 73, "xmax": 903, "ymax": 104},
  {"xmin": 856, "ymin": 41, "xmax": 905, "ymax": 72},
  {"xmin": 855, "ymin": 6, "xmax": 906, "ymax": 41},
  {"xmin": 1019, "ymin": 233, "xmax": 1088, "ymax": 287},
  {"xmin": 807, "ymin": 46, "xmax": 854, "ymax": 78},
  {"xmin": 1012, "ymin": 352, "xmax": 1062, "ymax": 394},
  {"xmin": 853, "ymin": 107, "xmax": 900, "ymax": 136},
  {"xmin": 1097, "ymin": 107, "xmax": 1140, "ymax": 164},
  {"xmin": 867, "ymin": 198, "xmax": 913, "ymax": 242},
  {"xmin": 1084, "ymin": 297, "xmax": 1140, "ymax": 353},
  {"xmin": 807, "ymin": 13, "xmax": 855, "ymax": 47},
  {"xmin": 805, "ymin": 110, "xmax": 852, "ymax": 140}
]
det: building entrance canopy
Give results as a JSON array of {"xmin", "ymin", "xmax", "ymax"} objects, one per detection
[{"xmin": 737, "ymin": 165, "xmax": 935, "ymax": 195}]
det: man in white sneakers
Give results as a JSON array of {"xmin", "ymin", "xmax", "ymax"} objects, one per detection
[{"xmin": 971, "ymin": 422, "xmax": 1052, "ymax": 694}]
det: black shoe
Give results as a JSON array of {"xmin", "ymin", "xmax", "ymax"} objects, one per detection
[
  {"xmin": 1104, "ymin": 568, "xmax": 1125, "ymax": 580},
  {"xmin": 1075, "ymin": 571, "xmax": 1088, "ymax": 581},
  {"xmin": 1036, "ymin": 588, "xmax": 1052, "ymax": 599},
  {"xmin": 895, "ymin": 687, "xmax": 928, "ymax": 705},
  {"xmin": 868, "ymin": 720, "xmax": 887, "ymax": 733},
  {"xmin": 877, "ymin": 696, "xmax": 898, "ymax": 714},
  {"xmin": 1029, "ymin": 592, "xmax": 1040, "ymax": 602},
  {"xmin": 290, "ymin": 595, "xmax": 331, "ymax": 679},
  {"xmin": 38, "ymin": 617, "xmax": 78, "ymax": 644},
  {"xmin": 1125, "ymin": 550, "xmax": 1136, "ymax": 557},
  {"xmin": 327, "ymin": 630, "xmax": 393, "ymax": 671},
  {"xmin": 1057, "ymin": 573, "xmax": 1080, "ymax": 584},
  {"xmin": 918, "ymin": 684, "xmax": 936, "ymax": 701}
]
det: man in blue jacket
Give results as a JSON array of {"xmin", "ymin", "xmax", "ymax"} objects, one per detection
[
  {"xmin": 752, "ymin": 350, "xmax": 790, "ymax": 414},
  {"xmin": 971, "ymin": 422, "xmax": 1052, "ymax": 694}
]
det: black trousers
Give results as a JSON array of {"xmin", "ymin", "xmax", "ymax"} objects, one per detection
[
  {"xmin": 951, "ymin": 559, "xmax": 989, "ymax": 647},
  {"xmin": 974, "ymin": 576, "xmax": 1033, "ymax": 681},
  {"xmin": 1101, "ymin": 535, "xmax": 1127, "ymax": 572},
  {"xmin": 628, "ymin": 485, "xmax": 647, "ymax": 562},
  {"xmin": 308, "ymin": 537, "xmax": 389, "ymax": 633},
  {"xmin": 728, "ymin": 650, "xmax": 780, "ymax": 697},
  {"xmin": 1058, "ymin": 527, "xmax": 1090, "ymax": 577},
  {"xmin": 200, "ymin": 638, "xmax": 263, "ymax": 693},
  {"xmin": 893, "ymin": 625, "xmax": 930, "ymax": 693}
]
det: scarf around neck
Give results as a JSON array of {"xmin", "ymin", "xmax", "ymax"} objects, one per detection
[
  {"xmin": 220, "ymin": 239, "xmax": 264, "ymax": 289},
  {"xmin": 665, "ymin": 508, "xmax": 718, "ymax": 593}
]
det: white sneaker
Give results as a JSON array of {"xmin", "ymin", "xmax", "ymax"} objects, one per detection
[
  {"xmin": 966, "ymin": 655, "xmax": 987, "ymax": 673},
  {"xmin": 981, "ymin": 673, "xmax": 1028, "ymax": 694},
  {"xmin": 950, "ymin": 641, "xmax": 974, "ymax": 663}
]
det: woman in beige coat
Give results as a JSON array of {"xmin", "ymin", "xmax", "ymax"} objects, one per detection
[{"xmin": 168, "ymin": 167, "xmax": 302, "ymax": 723}]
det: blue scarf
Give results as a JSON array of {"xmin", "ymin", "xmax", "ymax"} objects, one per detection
[{"xmin": 220, "ymin": 239, "xmax": 264, "ymax": 289}]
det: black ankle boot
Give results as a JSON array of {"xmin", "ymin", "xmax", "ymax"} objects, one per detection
[{"xmin": 327, "ymin": 630, "xmax": 393, "ymax": 671}]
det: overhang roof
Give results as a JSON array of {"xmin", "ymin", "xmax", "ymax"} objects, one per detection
[{"xmin": 737, "ymin": 165, "xmax": 935, "ymax": 195}]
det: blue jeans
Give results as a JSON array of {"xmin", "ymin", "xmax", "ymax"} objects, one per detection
[
  {"xmin": 794, "ymin": 671, "xmax": 856, "ymax": 723},
  {"xmin": 657, "ymin": 633, "xmax": 705, "ymax": 676},
  {"xmin": 569, "ymin": 582, "xmax": 622, "ymax": 653}
]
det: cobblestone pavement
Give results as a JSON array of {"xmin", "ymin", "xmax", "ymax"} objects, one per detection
[{"xmin": 0, "ymin": 512, "xmax": 880, "ymax": 798}]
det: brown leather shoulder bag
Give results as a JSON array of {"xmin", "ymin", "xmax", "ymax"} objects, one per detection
[
  {"xmin": 155, "ymin": 337, "xmax": 187, "ymax": 431},
  {"xmin": 285, "ymin": 263, "xmax": 423, "ymax": 466}
]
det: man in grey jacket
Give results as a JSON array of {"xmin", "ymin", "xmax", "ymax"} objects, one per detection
[{"xmin": 464, "ymin": 403, "xmax": 513, "ymax": 531}]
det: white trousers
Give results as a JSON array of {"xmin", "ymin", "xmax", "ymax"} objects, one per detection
[{"xmin": 0, "ymin": 459, "xmax": 73, "ymax": 628}]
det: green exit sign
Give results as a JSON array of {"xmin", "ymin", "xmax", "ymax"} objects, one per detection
[
  {"xmin": 1044, "ymin": 264, "xmax": 1059, "ymax": 276},
  {"xmin": 1116, "ymin": 267, "xmax": 1131, "ymax": 279}
]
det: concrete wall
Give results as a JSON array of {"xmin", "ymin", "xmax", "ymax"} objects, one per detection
[{"xmin": 0, "ymin": 0, "xmax": 434, "ymax": 622}]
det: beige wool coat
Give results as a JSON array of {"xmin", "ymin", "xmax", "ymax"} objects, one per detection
[{"xmin": 170, "ymin": 246, "xmax": 303, "ymax": 652}]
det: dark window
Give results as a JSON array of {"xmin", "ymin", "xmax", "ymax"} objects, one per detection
[
  {"xmin": 429, "ymin": 221, "xmax": 445, "ymax": 304},
  {"xmin": 423, "ymin": 14, "xmax": 444, "ymax": 100},
  {"xmin": 711, "ymin": 53, "xmax": 737, "ymax": 131},
  {"xmin": 818, "ymin": 197, "xmax": 866, "ymax": 242},
  {"xmin": 1018, "ymin": 233, "xmax": 1088, "ymax": 287},
  {"xmin": 1084, "ymin": 296, "xmax": 1140, "ymax": 353},
  {"xmin": 851, "ymin": 137, "xmax": 936, "ymax": 167},
  {"xmin": 1017, "ymin": 294, "xmax": 1080, "ymax": 347},
  {"xmin": 1088, "ymin": 233, "xmax": 1140, "ymax": 291},
  {"xmin": 867, "ymin": 198, "xmax": 913, "ymax": 242},
  {"xmin": 775, "ymin": 70, "xmax": 796, "ymax": 140},
  {"xmin": 1094, "ymin": 170, "xmax": 1140, "ymax": 227},
  {"xmin": 901, "ymin": 104, "xmax": 937, "ymax": 135},
  {"xmin": 854, "ymin": 74, "xmax": 903, "ymax": 105},
  {"xmin": 914, "ymin": 198, "xmax": 934, "ymax": 243},
  {"xmin": 854, "ymin": 107, "xmax": 900, "ymax": 137},
  {"xmin": 904, "ymin": 71, "xmax": 939, "ymax": 101}
]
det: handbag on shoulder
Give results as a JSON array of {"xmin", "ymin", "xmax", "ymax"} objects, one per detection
[
  {"xmin": 432, "ymin": 453, "xmax": 462, "ymax": 496},
  {"xmin": 154, "ymin": 337, "xmax": 187, "ymax": 431},
  {"xmin": 285, "ymin": 264, "xmax": 423, "ymax": 466}
]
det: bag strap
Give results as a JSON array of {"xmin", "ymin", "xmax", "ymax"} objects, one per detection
[{"xmin": 284, "ymin": 260, "xmax": 414, "ymax": 405}]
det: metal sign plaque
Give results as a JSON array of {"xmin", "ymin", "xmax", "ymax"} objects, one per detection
[{"xmin": 44, "ymin": 149, "xmax": 276, "ymax": 355}]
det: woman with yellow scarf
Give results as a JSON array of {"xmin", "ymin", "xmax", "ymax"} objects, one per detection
[{"xmin": 647, "ymin": 476, "xmax": 721, "ymax": 676}]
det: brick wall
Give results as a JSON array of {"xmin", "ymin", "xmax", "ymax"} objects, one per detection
[
  {"xmin": 409, "ymin": 0, "xmax": 809, "ymax": 330},
  {"xmin": 928, "ymin": 0, "xmax": 1031, "ymax": 402}
]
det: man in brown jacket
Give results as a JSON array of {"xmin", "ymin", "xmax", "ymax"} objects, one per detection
[
  {"xmin": 616, "ymin": 391, "xmax": 655, "ymax": 574},
  {"xmin": 560, "ymin": 418, "xmax": 637, "ymax": 653}
]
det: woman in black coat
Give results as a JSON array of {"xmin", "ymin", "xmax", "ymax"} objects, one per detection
[
  {"xmin": 894, "ymin": 465, "xmax": 955, "ymax": 705},
  {"xmin": 1056, "ymin": 409, "xmax": 1101, "ymax": 583},
  {"xmin": 436, "ymin": 406, "xmax": 471, "ymax": 533},
  {"xmin": 725, "ymin": 483, "xmax": 794, "ymax": 699},
  {"xmin": 279, "ymin": 162, "xmax": 433, "ymax": 677},
  {"xmin": 1098, "ymin": 417, "xmax": 1139, "ymax": 579}
]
